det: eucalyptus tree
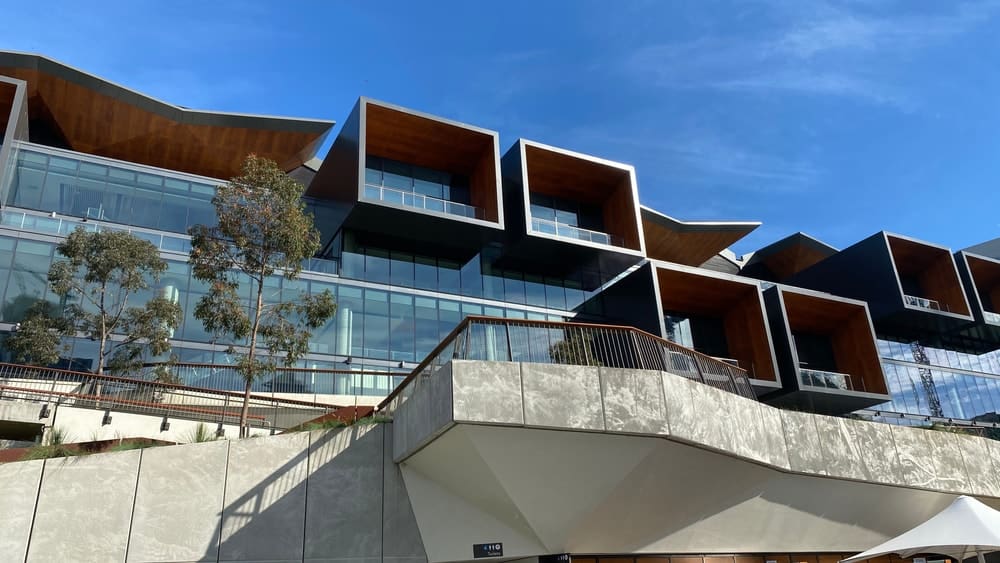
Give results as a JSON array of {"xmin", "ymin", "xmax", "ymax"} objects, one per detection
[
  {"xmin": 189, "ymin": 155, "xmax": 335, "ymax": 437},
  {"xmin": 5, "ymin": 228, "xmax": 181, "ymax": 375}
]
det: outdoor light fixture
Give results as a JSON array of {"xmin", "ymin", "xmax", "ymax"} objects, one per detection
[
  {"xmin": 344, "ymin": 356, "xmax": 352, "ymax": 365},
  {"xmin": 39, "ymin": 404, "xmax": 50, "ymax": 419},
  {"xmin": 160, "ymin": 417, "xmax": 170, "ymax": 432},
  {"xmin": 398, "ymin": 361, "xmax": 405, "ymax": 369},
  {"xmin": 216, "ymin": 423, "xmax": 225, "ymax": 438},
  {"xmin": 102, "ymin": 409, "xmax": 113, "ymax": 426}
]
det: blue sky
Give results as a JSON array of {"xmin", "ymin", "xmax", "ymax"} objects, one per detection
[{"xmin": 4, "ymin": 0, "xmax": 1000, "ymax": 256}]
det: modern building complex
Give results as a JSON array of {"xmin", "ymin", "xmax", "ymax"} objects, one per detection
[{"xmin": 2, "ymin": 51, "xmax": 1000, "ymax": 562}]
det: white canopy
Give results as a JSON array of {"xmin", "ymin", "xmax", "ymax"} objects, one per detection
[{"xmin": 843, "ymin": 496, "xmax": 1000, "ymax": 563}]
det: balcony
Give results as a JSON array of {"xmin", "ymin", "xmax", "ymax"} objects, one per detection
[
  {"xmin": 307, "ymin": 98, "xmax": 504, "ymax": 246},
  {"xmin": 799, "ymin": 367, "xmax": 855, "ymax": 391},
  {"xmin": 382, "ymin": 315, "xmax": 757, "ymax": 410},
  {"xmin": 654, "ymin": 262, "xmax": 780, "ymax": 392},
  {"xmin": 1, "ymin": 141, "xmax": 222, "ymax": 235},
  {"xmin": 790, "ymin": 232, "xmax": 974, "ymax": 344},
  {"xmin": 762, "ymin": 285, "xmax": 888, "ymax": 414},
  {"xmin": 363, "ymin": 182, "xmax": 482, "ymax": 220},
  {"xmin": 498, "ymin": 140, "xmax": 645, "ymax": 287},
  {"xmin": 953, "ymin": 250, "xmax": 1000, "ymax": 351},
  {"xmin": 530, "ymin": 216, "xmax": 621, "ymax": 247},
  {"xmin": 904, "ymin": 294, "xmax": 942, "ymax": 311}
]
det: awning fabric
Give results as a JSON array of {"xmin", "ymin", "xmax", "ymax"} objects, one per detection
[{"xmin": 843, "ymin": 496, "xmax": 1000, "ymax": 563}]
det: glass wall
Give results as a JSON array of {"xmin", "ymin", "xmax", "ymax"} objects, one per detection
[
  {"xmin": 340, "ymin": 237, "xmax": 600, "ymax": 315},
  {"xmin": 873, "ymin": 339, "xmax": 1000, "ymax": 422},
  {"xmin": 2, "ymin": 142, "xmax": 219, "ymax": 234},
  {"xmin": 0, "ymin": 233, "xmax": 569, "ymax": 394},
  {"xmin": 363, "ymin": 155, "xmax": 479, "ymax": 219}
]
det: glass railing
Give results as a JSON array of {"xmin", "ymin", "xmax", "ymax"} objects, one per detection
[
  {"xmin": 530, "ymin": 217, "xmax": 623, "ymax": 247},
  {"xmin": 1, "ymin": 208, "xmax": 341, "ymax": 277},
  {"xmin": 985, "ymin": 311, "xmax": 1000, "ymax": 325},
  {"xmin": 363, "ymin": 183, "xmax": 482, "ymax": 220},
  {"xmin": 800, "ymin": 367, "xmax": 854, "ymax": 391},
  {"xmin": 0, "ymin": 208, "xmax": 194, "ymax": 253},
  {"xmin": 1, "ymin": 141, "xmax": 221, "ymax": 235},
  {"xmin": 904, "ymin": 294, "xmax": 941, "ymax": 311}
]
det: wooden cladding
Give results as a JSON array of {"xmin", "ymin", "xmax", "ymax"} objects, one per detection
[
  {"xmin": 0, "ymin": 80, "xmax": 15, "ymax": 138},
  {"xmin": 887, "ymin": 235, "xmax": 970, "ymax": 316},
  {"xmin": 781, "ymin": 289, "xmax": 887, "ymax": 394},
  {"xmin": 522, "ymin": 143, "xmax": 642, "ymax": 251},
  {"xmin": 0, "ymin": 65, "xmax": 329, "ymax": 180},
  {"xmin": 965, "ymin": 254, "xmax": 1000, "ymax": 314},
  {"xmin": 656, "ymin": 266, "xmax": 777, "ymax": 383},
  {"xmin": 643, "ymin": 219, "xmax": 755, "ymax": 266},
  {"xmin": 364, "ymin": 101, "xmax": 501, "ymax": 223}
]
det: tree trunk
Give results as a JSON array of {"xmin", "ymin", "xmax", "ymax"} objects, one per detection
[{"xmin": 240, "ymin": 277, "xmax": 266, "ymax": 438}]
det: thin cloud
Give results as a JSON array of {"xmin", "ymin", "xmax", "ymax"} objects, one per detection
[
  {"xmin": 625, "ymin": 1, "xmax": 1000, "ymax": 109},
  {"xmin": 571, "ymin": 127, "xmax": 822, "ymax": 195}
]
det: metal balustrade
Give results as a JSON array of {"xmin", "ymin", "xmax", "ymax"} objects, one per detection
[
  {"xmin": 0, "ymin": 362, "xmax": 350, "ymax": 431},
  {"xmin": 379, "ymin": 315, "xmax": 756, "ymax": 413},
  {"xmin": 530, "ymin": 217, "xmax": 623, "ymax": 247},
  {"xmin": 363, "ymin": 183, "xmax": 483, "ymax": 220}
]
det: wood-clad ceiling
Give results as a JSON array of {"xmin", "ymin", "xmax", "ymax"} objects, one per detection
[
  {"xmin": 641, "ymin": 208, "xmax": 758, "ymax": 266},
  {"xmin": 744, "ymin": 233, "xmax": 836, "ymax": 281},
  {"xmin": 0, "ymin": 53, "xmax": 332, "ymax": 179},
  {"xmin": 523, "ymin": 144, "xmax": 628, "ymax": 205},
  {"xmin": 0, "ymin": 80, "xmax": 15, "ymax": 138},
  {"xmin": 657, "ymin": 267, "xmax": 756, "ymax": 316},
  {"xmin": 967, "ymin": 254, "xmax": 1000, "ymax": 292},
  {"xmin": 365, "ymin": 103, "xmax": 494, "ymax": 175},
  {"xmin": 782, "ymin": 290, "xmax": 861, "ymax": 334}
]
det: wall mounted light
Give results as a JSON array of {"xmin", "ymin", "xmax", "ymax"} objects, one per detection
[
  {"xmin": 102, "ymin": 410, "xmax": 113, "ymax": 426},
  {"xmin": 216, "ymin": 423, "xmax": 225, "ymax": 438},
  {"xmin": 39, "ymin": 404, "xmax": 50, "ymax": 419},
  {"xmin": 160, "ymin": 417, "xmax": 170, "ymax": 432}
]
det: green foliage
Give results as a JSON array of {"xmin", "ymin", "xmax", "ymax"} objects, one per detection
[
  {"xmin": 107, "ymin": 440, "xmax": 163, "ymax": 452},
  {"xmin": 187, "ymin": 422, "xmax": 217, "ymax": 443},
  {"xmin": 188, "ymin": 155, "xmax": 336, "ymax": 437},
  {"xmin": 21, "ymin": 427, "xmax": 76, "ymax": 460},
  {"xmin": 6, "ymin": 228, "xmax": 182, "ymax": 375},
  {"xmin": 301, "ymin": 419, "xmax": 348, "ymax": 432},
  {"xmin": 355, "ymin": 415, "xmax": 392, "ymax": 425},
  {"xmin": 5, "ymin": 301, "xmax": 72, "ymax": 366},
  {"xmin": 150, "ymin": 354, "xmax": 183, "ymax": 385},
  {"xmin": 549, "ymin": 329, "xmax": 603, "ymax": 366}
]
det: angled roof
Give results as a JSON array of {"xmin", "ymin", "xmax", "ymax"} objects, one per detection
[
  {"xmin": 640, "ymin": 205, "xmax": 760, "ymax": 266},
  {"xmin": 0, "ymin": 50, "xmax": 334, "ymax": 179},
  {"xmin": 742, "ymin": 232, "xmax": 838, "ymax": 281}
]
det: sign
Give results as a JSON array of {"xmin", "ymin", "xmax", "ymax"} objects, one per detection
[
  {"xmin": 540, "ymin": 554, "xmax": 571, "ymax": 563},
  {"xmin": 473, "ymin": 543, "xmax": 503, "ymax": 558},
  {"xmin": 914, "ymin": 558, "xmax": 927, "ymax": 563}
]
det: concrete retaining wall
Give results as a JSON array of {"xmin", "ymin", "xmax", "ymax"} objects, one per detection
[
  {"xmin": 0, "ymin": 423, "xmax": 426, "ymax": 563},
  {"xmin": 394, "ymin": 360, "xmax": 1000, "ymax": 499}
]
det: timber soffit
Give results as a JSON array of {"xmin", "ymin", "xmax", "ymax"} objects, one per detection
[{"xmin": 0, "ymin": 50, "xmax": 334, "ymax": 133}]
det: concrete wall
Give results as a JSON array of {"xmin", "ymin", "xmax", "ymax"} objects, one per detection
[
  {"xmin": 394, "ymin": 360, "xmax": 1000, "ymax": 499},
  {"xmin": 0, "ymin": 423, "xmax": 426, "ymax": 563}
]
